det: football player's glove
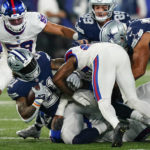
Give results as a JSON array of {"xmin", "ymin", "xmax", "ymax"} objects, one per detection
[{"xmin": 67, "ymin": 71, "xmax": 83, "ymax": 91}]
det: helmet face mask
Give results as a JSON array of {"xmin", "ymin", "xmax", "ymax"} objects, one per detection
[
  {"xmin": 89, "ymin": 0, "xmax": 116, "ymax": 23},
  {"xmin": 1, "ymin": 0, "xmax": 27, "ymax": 33},
  {"xmin": 7, "ymin": 49, "xmax": 41, "ymax": 81}
]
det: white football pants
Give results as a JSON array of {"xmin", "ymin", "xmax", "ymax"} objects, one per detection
[{"xmin": 92, "ymin": 47, "xmax": 150, "ymax": 128}]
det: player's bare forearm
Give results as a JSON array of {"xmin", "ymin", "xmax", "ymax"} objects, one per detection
[
  {"xmin": 53, "ymin": 57, "xmax": 76, "ymax": 96},
  {"xmin": 60, "ymin": 26, "xmax": 75, "ymax": 39},
  {"xmin": 132, "ymin": 34, "xmax": 150, "ymax": 79},
  {"xmin": 44, "ymin": 22, "xmax": 75, "ymax": 39},
  {"xmin": 51, "ymin": 115, "xmax": 64, "ymax": 130},
  {"xmin": 51, "ymin": 58, "xmax": 65, "ymax": 70},
  {"xmin": 16, "ymin": 97, "xmax": 36, "ymax": 119}
]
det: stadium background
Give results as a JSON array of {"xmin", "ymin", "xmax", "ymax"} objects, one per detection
[{"xmin": 0, "ymin": 0, "xmax": 150, "ymax": 149}]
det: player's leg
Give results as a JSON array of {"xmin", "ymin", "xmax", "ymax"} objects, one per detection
[
  {"xmin": 116, "ymin": 50, "xmax": 150, "ymax": 118},
  {"xmin": 61, "ymin": 103, "xmax": 85, "ymax": 144},
  {"xmin": 123, "ymin": 119, "xmax": 148, "ymax": 142},
  {"xmin": 136, "ymin": 82, "xmax": 150, "ymax": 103},
  {"xmin": 16, "ymin": 111, "xmax": 44, "ymax": 139},
  {"xmin": 92, "ymin": 54, "xmax": 119, "ymax": 129}
]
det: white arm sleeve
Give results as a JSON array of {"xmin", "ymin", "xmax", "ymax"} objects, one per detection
[{"xmin": 55, "ymin": 95, "xmax": 70, "ymax": 116}]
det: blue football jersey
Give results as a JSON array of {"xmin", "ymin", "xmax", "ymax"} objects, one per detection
[
  {"xmin": 75, "ymin": 11, "xmax": 131, "ymax": 42},
  {"xmin": 7, "ymin": 51, "xmax": 60, "ymax": 117},
  {"xmin": 127, "ymin": 18, "xmax": 150, "ymax": 51}
]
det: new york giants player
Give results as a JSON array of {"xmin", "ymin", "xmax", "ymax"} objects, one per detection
[
  {"xmin": 75, "ymin": 0, "xmax": 131, "ymax": 44},
  {"xmin": 7, "ymin": 48, "xmax": 65, "ymax": 139},
  {"xmin": 0, "ymin": 0, "xmax": 76, "ymax": 94},
  {"xmin": 53, "ymin": 42, "xmax": 150, "ymax": 147}
]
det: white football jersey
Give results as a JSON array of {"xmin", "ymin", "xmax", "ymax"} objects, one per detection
[
  {"xmin": 0, "ymin": 12, "xmax": 47, "ymax": 53},
  {"xmin": 65, "ymin": 42, "xmax": 125, "ymax": 70}
]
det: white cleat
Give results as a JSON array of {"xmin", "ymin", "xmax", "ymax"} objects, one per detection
[{"xmin": 16, "ymin": 125, "xmax": 41, "ymax": 139}]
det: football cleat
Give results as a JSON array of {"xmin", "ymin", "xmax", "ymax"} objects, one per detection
[
  {"xmin": 112, "ymin": 122, "xmax": 129, "ymax": 147},
  {"xmin": 16, "ymin": 125, "xmax": 41, "ymax": 139}
]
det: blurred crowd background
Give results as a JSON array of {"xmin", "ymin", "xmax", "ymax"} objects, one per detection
[{"xmin": 0, "ymin": 0, "xmax": 150, "ymax": 58}]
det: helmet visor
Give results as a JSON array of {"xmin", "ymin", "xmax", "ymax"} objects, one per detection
[{"xmin": 19, "ymin": 58, "xmax": 37, "ymax": 74}]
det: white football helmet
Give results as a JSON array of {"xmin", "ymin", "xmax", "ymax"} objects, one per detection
[
  {"xmin": 1, "ymin": 0, "xmax": 27, "ymax": 33},
  {"xmin": 101, "ymin": 20, "xmax": 127, "ymax": 48},
  {"xmin": 89, "ymin": 0, "xmax": 117, "ymax": 22}
]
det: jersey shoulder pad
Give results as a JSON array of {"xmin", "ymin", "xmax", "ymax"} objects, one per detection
[
  {"xmin": 36, "ymin": 51, "xmax": 51, "ymax": 62},
  {"xmin": 7, "ymin": 78, "xmax": 20, "ymax": 100},
  {"xmin": 75, "ymin": 13, "xmax": 94, "ymax": 35},
  {"xmin": 113, "ymin": 11, "xmax": 131, "ymax": 25},
  {"xmin": 126, "ymin": 19, "xmax": 148, "ymax": 48},
  {"xmin": 26, "ymin": 12, "xmax": 47, "ymax": 30}
]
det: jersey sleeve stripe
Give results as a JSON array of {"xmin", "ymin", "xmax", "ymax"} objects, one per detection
[{"xmin": 93, "ymin": 55, "xmax": 102, "ymax": 101}]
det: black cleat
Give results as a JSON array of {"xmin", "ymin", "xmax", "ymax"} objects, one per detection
[{"xmin": 112, "ymin": 122, "xmax": 129, "ymax": 147}]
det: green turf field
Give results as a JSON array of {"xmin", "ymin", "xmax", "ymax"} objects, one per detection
[{"xmin": 0, "ymin": 63, "xmax": 150, "ymax": 150}]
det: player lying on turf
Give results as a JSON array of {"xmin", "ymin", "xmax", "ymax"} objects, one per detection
[
  {"xmin": 7, "ymin": 48, "xmax": 86, "ymax": 140},
  {"xmin": 53, "ymin": 42, "xmax": 150, "ymax": 147}
]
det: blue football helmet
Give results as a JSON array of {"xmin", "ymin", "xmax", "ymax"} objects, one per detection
[
  {"xmin": 1, "ymin": 0, "xmax": 27, "ymax": 33},
  {"xmin": 7, "ymin": 49, "xmax": 40, "ymax": 81}
]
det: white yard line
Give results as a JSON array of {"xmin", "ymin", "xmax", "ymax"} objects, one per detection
[
  {"xmin": 0, "ymin": 137, "xmax": 49, "ymax": 140},
  {"xmin": 0, "ymin": 118, "xmax": 20, "ymax": 121},
  {"xmin": 0, "ymin": 101, "xmax": 14, "ymax": 105}
]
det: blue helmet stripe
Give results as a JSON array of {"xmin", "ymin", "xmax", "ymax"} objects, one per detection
[{"xmin": 9, "ymin": 49, "xmax": 27, "ymax": 62}]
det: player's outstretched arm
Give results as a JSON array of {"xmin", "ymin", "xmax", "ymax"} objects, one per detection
[
  {"xmin": 43, "ymin": 22, "xmax": 76, "ymax": 39},
  {"xmin": 51, "ymin": 58, "xmax": 65, "ymax": 70}
]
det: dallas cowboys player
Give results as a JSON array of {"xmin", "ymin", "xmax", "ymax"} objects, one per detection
[
  {"xmin": 0, "ymin": 0, "xmax": 76, "ymax": 95},
  {"xmin": 7, "ymin": 48, "xmax": 88, "ymax": 140},
  {"xmin": 75, "ymin": 0, "xmax": 131, "ymax": 44},
  {"xmin": 53, "ymin": 42, "xmax": 150, "ymax": 147},
  {"xmin": 7, "ymin": 48, "xmax": 66, "ymax": 139}
]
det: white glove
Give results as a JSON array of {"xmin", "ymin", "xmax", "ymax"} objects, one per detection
[
  {"xmin": 72, "ymin": 90, "xmax": 90, "ymax": 106},
  {"xmin": 66, "ymin": 71, "xmax": 83, "ymax": 91},
  {"xmin": 32, "ymin": 82, "xmax": 52, "ymax": 101}
]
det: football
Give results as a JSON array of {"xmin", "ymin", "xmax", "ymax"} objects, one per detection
[{"xmin": 26, "ymin": 84, "xmax": 40, "ymax": 106}]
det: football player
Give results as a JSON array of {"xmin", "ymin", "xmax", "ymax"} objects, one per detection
[
  {"xmin": 7, "ymin": 48, "xmax": 64, "ymax": 139},
  {"xmin": 126, "ymin": 18, "xmax": 150, "ymax": 80},
  {"xmin": 53, "ymin": 42, "xmax": 150, "ymax": 147},
  {"xmin": 0, "ymin": 0, "xmax": 76, "ymax": 94},
  {"xmin": 61, "ymin": 91, "xmax": 150, "ymax": 144},
  {"xmin": 71, "ymin": 0, "xmax": 141, "ymax": 125},
  {"xmin": 7, "ymin": 48, "xmax": 88, "ymax": 140},
  {"xmin": 74, "ymin": 0, "xmax": 131, "ymax": 44}
]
